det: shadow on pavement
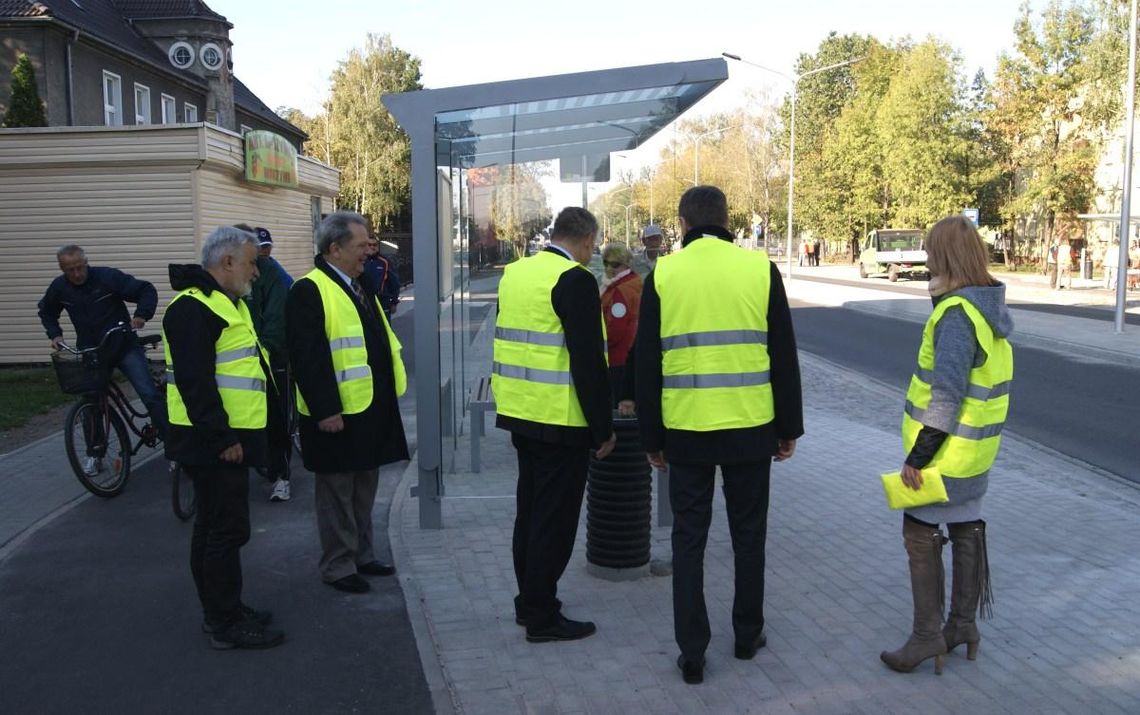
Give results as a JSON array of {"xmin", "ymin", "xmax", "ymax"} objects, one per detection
[{"xmin": 0, "ymin": 456, "xmax": 432, "ymax": 714}]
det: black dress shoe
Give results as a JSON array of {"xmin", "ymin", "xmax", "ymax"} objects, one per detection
[
  {"xmin": 734, "ymin": 632, "xmax": 768, "ymax": 660},
  {"xmin": 525, "ymin": 614, "xmax": 596, "ymax": 643},
  {"xmin": 202, "ymin": 602, "xmax": 273, "ymax": 634},
  {"xmin": 514, "ymin": 596, "xmax": 563, "ymax": 626},
  {"xmin": 677, "ymin": 654, "xmax": 704, "ymax": 684},
  {"xmin": 357, "ymin": 560, "xmax": 396, "ymax": 577},
  {"xmin": 327, "ymin": 574, "xmax": 370, "ymax": 593}
]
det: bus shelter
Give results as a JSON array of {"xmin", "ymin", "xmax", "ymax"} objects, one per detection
[{"xmin": 383, "ymin": 58, "xmax": 727, "ymax": 528}]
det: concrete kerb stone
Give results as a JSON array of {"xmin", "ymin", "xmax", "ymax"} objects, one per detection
[{"xmin": 389, "ymin": 455, "xmax": 462, "ymax": 715}]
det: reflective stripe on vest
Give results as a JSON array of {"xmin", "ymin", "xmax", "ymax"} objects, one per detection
[
  {"xmin": 294, "ymin": 268, "xmax": 407, "ymax": 417},
  {"xmin": 163, "ymin": 288, "xmax": 269, "ymax": 429},
  {"xmin": 901, "ymin": 295, "xmax": 1014, "ymax": 478},
  {"xmin": 492, "ymin": 251, "xmax": 606, "ymax": 428},
  {"xmin": 655, "ymin": 238, "xmax": 774, "ymax": 431}
]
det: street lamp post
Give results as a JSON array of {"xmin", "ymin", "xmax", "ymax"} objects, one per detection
[
  {"xmin": 723, "ymin": 52, "xmax": 863, "ymax": 281},
  {"xmin": 691, "ymin": 125, "xmax": 737, "ymax": 185},
  {"xmin": 1115, "ymin": 0, "xmax": 1137, "ymax": 334},
  {"xmin": 621, "ymin": 203, "xmax": 635, "ymax": 245}
]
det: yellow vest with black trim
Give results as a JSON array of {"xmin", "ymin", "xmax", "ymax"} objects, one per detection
[
  {"xmin": 493, "ymin": 250, "xmax": 606, "ymax": 427},
  {"xmin": 655, "ymin": 237, "xmax": 774, "ymax": 431},
  {"xmin": 902, "ymin": 296, "xmax": 1013, "ymax": 478},
  {"xmin": 163, "ymin": 288, "xmax": 269, "ymax": 429},
  {"xmin": 295, "ymin": 268, "xmax": 407, "ymax": 417}
]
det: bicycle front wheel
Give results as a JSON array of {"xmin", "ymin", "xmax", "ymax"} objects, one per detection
[
  {"xmin": 63, "ymin": 400, "xmax": 131, "ymax": 497},
  {"xmin": 170, "ymin": 462, "xmax": 197, "ymax": 521}
]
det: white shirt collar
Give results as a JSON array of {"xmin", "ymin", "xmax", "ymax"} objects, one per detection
[
  {"xmin": 326, "ymin": 261, "xmax": 354, "ymax": 289},
  {"xmin": 546, "ymin": 244, "xmax": 574, "ymax": 261}
]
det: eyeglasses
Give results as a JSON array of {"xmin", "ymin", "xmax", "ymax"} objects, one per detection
[{"xmin": 603, "ymin": 261, "xmax": 626, "ymax": 268}]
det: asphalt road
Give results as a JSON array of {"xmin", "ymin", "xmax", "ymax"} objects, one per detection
[
  {"xmin": 0, "ymin": 295, "xmax": 432, "ymax": 714},
  {"xmin": 790, "ymin": 302, "xmax": 1140, "ymax": 484}
]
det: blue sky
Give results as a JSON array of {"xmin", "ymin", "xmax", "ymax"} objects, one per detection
[{"xmin": 226, "ymin": 0, "xmax": 1031, "ymax": 116}]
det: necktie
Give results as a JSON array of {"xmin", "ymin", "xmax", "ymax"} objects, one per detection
[{"xmin": 350, "ymin": 279, "xmax": 375, "ymax": 321}]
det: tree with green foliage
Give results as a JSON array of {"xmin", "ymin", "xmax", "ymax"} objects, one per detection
[
  {"xmin": 988, "ymin": 0, "xmax": 1124, "ymax": 266},
  {"xmin": 326, "ymin": 34, "xmax": 422, "ymax": 229},
  {"xmin": 3, "ymin": 54, "xmax": 47, "ymax": 128}
]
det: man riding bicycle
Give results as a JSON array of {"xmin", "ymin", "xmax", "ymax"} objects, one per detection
[{"xmin": 37, "ymin": 245, "xmax": 168, "ymax": 473}]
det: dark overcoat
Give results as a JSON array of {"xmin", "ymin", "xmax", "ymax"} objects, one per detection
[{"xmin": 285, "ymin": 256, "xmax": 409, "ymax": 473}]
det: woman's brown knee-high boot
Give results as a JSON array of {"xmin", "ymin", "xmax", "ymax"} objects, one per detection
[
  {"xmin": 880, "ymin": 518, "xmax": 948, "ymax": 674},
  {"xmin": 943, "ymin": 520, "xmax": 992, "ymax": 660}
]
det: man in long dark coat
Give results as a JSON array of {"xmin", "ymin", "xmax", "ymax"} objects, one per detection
[{"xmin": 286, "ymin": 211, "xmax": 409, "ymax": 594}]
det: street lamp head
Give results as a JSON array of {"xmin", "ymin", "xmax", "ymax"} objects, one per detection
[{"xmin": 722, "ymin": 52, "xmax": 742, "ymax": 61}]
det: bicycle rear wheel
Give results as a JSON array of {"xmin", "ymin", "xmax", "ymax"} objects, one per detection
[
  {"xmin": 63, "ymin": 400, "xmax": 131, "ymax": 497},
  {"xmin": 170, "ymin": 461, "xmax": 197, "ymax": 521}
]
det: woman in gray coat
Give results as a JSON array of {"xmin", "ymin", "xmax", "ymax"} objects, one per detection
[{"xmin": 881, "ymin": 216, "xmax": 1013, "ymax": 674}]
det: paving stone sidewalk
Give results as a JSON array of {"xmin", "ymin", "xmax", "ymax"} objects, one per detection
[{"xmin": 391, "ymin": 351, "xmax": 1140, "ymax": 715}]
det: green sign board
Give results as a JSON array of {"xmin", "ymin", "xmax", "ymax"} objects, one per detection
[{"xmin": 244, "ymin": 130, "xmax": 298, "ymax": 188}]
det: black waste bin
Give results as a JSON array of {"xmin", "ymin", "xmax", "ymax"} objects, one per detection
[{"xmin": 586, "ymin": 415, "xmax": 651, "ymax": 578}]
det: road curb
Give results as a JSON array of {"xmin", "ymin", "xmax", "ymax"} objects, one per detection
[{"xmin": 388, "ymin": 455, "xmax": 462, "ymax": 715}]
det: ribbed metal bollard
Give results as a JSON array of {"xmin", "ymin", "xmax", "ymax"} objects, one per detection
[{"xmin": 586, "ymin": 415, "xmax": 651, "ymax": 580}]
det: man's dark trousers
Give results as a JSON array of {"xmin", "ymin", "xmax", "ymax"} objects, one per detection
[
  {"xmin": 670, "ymin": 460, "xmax": 772, "ymax": 661},
  {"xmin": 188, "ymin": 464, "xmax": 251, "ymax": 624},
  {"xmin": 511, "ymin": 433, "xmax": 589, "ymax": 628}
]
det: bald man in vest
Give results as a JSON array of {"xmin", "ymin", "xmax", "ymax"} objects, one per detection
[
  {"xmin": 286, "ymin": 211, "xmax": 409, "ymax": 595},
  {"xmin": 494, "ymin": 206, "xmax": 616, "ymax": 643},
  {"xmin": 635, "ymin": 186, "xmax": 803, "ymax": 684}
]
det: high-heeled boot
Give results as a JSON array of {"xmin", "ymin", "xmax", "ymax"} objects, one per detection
[
  {"xmin": 943, "ymin": 520, "xmax": 993, "ymax": 660},
  {"xmin": 880, "ymin": 517, "xmax": 948, "ymax": 674}
]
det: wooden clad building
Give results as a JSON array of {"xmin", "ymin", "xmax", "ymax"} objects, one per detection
[{"xmin": 0, "ymin": 123, "xmax": 339, "ymax": 363}]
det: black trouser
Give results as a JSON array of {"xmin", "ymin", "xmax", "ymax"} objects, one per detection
[
  {"xmin": 188, "ymin": 464, "xmax": 251, "ymax": 625},
  {"xmin": 670, "ymin": 460, "xmax": 772, "ymax": 660},
  {"xmin": 511, "ymin": 433, "xmax": 590, "ymax": 628},
  {"xmin": 268, "ymin": 367, "xmax": 291, "ymax": 481}
]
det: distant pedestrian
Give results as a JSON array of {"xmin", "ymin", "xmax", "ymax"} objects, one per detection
[
  {"xmin": 1104, "ymin": 240, "xmax": 1120, "ymax": 290},
  {"xmin": 1055, "ymin": 237, "xmax": 1072, "ymax": 290},
  {"xmin": 599, "ymin": 243, "xmax": 642, "ymax": 406},
  {"xmin": 287, "ymin": 211, "xmax": 409, "ymax": 594},
  {"xmin": 812, "ymin": 239, "xmax": 822, "ymax": 266},
  {"xmin": 494, "ymin": 207, "xmax": 615, "ymax": 643},
  {"xmin": 881, "ymin": 215, "xmax": 1013, "ymax": 675},
  {"xmin": 803, "ymin": 239, "xmax": 815, "ymax": 267},
  {"xmin": 635, "ymin": 186, "xmax": 803, "ymax": 684},
  {"xmin": 254, "ymin": 227, "xmax": 293, "ymax": 288},
  {"xmin": 632, "ymin": 224, "xmax": 665, "ymax": 279},
  {"xmin": 799, "ymin": 239, "xmax": 807, "ymax": 267},
  {"xmin": 163, "ymin": 227, "xmax": 284, "ymax": 649},
  {"xmin": 361, "ymin": 235, "xmax": 402, "ymax": 319}
]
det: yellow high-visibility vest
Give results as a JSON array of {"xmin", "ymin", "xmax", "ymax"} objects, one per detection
[
  {"xmin": 493, "ymin": 250, "xmax": 606, "ymax": 427},
  {"xmin": 902, "ymin": 296, "xmax": 1014, "ymax": 478},
  {"xmin": 164, "ymin": 288, "xmax": 269, "ymax": 429},
  {"xmin": 654, "ymin": 237, "xmax": 774, "ymax": 431},
  {"xmin": 295, "ymin": 268, "xmax": 407, "ymax": 417}
]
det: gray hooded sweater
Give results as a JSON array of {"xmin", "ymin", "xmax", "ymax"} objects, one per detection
[{"xmin": 906, "ymin": 282, "xmax": 1014, "ymax": 525}]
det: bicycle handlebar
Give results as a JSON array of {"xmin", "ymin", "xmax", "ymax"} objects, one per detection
[{"xmin": 55, "ymin": 323, "xmax": 159, "ymax": 356}]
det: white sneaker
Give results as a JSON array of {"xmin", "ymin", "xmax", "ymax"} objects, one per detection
[
  {"xmin": 82, "ymin": 456, "xmax": 102, "ymax": 476},
  {"xmin": 270, "ymin": 479, "xmax": 291, "ymax": 502}
]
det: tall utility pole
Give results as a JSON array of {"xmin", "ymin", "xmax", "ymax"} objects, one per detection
[
  {"xmin": 1115, "ymin": 0, "xmax": 1138, "ymax": 334},
  {"xmin": 723, "ymin": 53, "xmax": 863, "ymax": 281}
]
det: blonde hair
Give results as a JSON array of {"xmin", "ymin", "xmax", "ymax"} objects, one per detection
[
  {"xmin": 925, "ymin": 215, "xmax": 996, "ymax": 294},
  {"xmin": 601, "ymin": 243, "xmax": 632, "ymax": 266}
]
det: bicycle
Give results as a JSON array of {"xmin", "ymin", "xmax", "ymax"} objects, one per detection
[{"xmin": 52, "ymin": 324, "xmax": 166, "ymax": 499}]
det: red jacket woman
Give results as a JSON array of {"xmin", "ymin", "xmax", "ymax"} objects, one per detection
[{"xmin": 600, "ymin": 244, "xmax": 643, "ymax": 374}]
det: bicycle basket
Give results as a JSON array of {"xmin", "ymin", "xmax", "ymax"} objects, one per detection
[{"xmin": 51, "ymin": 352, "xmax": 110, "ymax": 394}]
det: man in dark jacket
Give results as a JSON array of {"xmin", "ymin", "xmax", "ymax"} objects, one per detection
[
  {"xmin": 635, "ymin": 186, "xmax": 803, "ymax": 684},
  {"xmin": 163, "ymin": 226, "xmax": 284, "ymax": 650},
  {"xmin": 286, "ymin": 211, "xmax": 409, "ymax": 594},
  {"xmin": 493, "ymin": 207, "xmax": 616, "ymax": 643},
  {"xmin": 361, "ymin": 235, "xmax": 401, "ymax": 319},
  {"xmin": 237, "ymin": 224, "xmax": 292, "ymax": 502},
  {"xmin": 38, "ymin": 245, "xmax": 167, "ymax": 451}
]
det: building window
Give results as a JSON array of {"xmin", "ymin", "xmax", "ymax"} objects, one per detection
[
  {"xmin": 102, "ymin": 71, "xmax": 122, "ymax": 126},
  {"xmin": 240, "ymin": 124, "xmax": 253, "ymax": 136},
  {"xmin": 184, "ymin": 103, "xmax": 198, "ymax": 123},
  {"xmin": 161, "ymin": 94, "xmax": 176, "ymax": 124},
  {"xmin": 200, "ymin": 43, "xmax": 223, "ymax": 71},
  {"xmin": 134, "ymin": 83, "xmax": 151, "ymax": 124},
  {"xmin": 169, "ymin": 42, "xmax": 195, "ymax": 69}
]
